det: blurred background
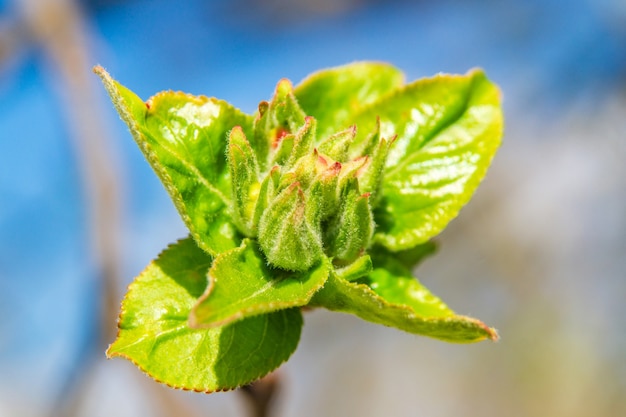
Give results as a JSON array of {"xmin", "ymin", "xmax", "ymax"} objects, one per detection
[{"xmin": 1, "ymin": 0, "xmax": 625, "ymax": 416}]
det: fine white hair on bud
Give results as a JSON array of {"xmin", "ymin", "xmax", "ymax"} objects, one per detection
[{"xmin": 232, "ymin": 78, "xmax": 393, "ymax": 271}]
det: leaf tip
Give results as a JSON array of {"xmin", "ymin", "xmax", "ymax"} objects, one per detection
[
  {"xmin": 276, "ymin": 78, "xmax": 294, "ymax": 95},
  {"xmin": 486, "ymin": 326, "xmax": 500, "ymax": 342}
]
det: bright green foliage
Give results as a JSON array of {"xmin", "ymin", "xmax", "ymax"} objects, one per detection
[
  {"xmin": 190, "ymin": 239, "xmax": 330, "ymax": 327},
  {"xmin": 310, "ymin": 270, "xmax": 496, "ymax": 343},
  {"xmin": 96, "ymin": 61, "xmax": 503, "ymax": 392},
  {"xmin": 107, "ymin": 238, "xmax": 302, "ymax": 392}
]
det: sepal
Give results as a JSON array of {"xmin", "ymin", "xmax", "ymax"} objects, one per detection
[
  {"xmin": 254, "ymin": 78, "xmax": 307, "ymax": 171},
  {"xmin": 324, "ymin": 178, "xmax": 374, "ymax": 264},
  {"xmin": 317, "ymin": 125, "xmax": 357, "ymax": 162},
  {"xmin": 228, "ymin": 126, "xmax": 260, "ymax": 236}
]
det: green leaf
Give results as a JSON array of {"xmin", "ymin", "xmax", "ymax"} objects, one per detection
[
  {"xmin": 358, "ymin": 134, "xmax": 395, "ymax": 204},
  {"xmin": 294, "ymin": 62, "xmax": 405, "ymax": 141},
  {"xmin": 311, "ymin": 268, "xmax": 498, "ymax": 343},
  {"xmin": 97, "ymin": 63, "xmax": 504, "ymax": 392},
  {"xmin": 334, "ymin": 254, "xmax": 373, "ymax": 282},
  {"xmin": 95, "ymin": 67, "xmax": 252, "ymax": 256},
  {"xmin": 370, "ymin": 241, "xmax": 438, "ymax": 271},
  {"xmin": 107, "ymin": 238, "xmax": 303, "ymax": 392},
  {"xmin": 287, "ymin": 116, "xmax": 317, "ymax": 168},
  {"xmin": 356, "ymin": 254, "xmax": 451, "ymax": 317},
  {"xmin": 190, "ymin": 239, "xmax": 330, "ymax": 327},
  {"xmin": 349, "ymin": 69, "xmax": 503, "ymax": 250}
]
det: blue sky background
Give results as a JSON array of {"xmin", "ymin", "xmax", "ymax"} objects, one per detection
[{"xmin": 1, "ymin": 0, "xmax": 625, "ymax": 416}]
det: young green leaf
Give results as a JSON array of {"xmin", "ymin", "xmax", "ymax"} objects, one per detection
[
  {"xmin": 355, "ymin": 254, "xmax": 452, "ymax": 317},
  {"xmin": 294, "ymin": 62, "xmax": 405, "ymax": 140},
  {"xmin": 94, "ymin": 67, "xmax": 252, "ymax": 256},
  {"xmin": 350, "ymin": 69, "xmax": 504, "ymax": 250},
  {"xmin": 371, "ymin": 241, "xmax": 438, "ymax": 271},
  {"xmin": 334, "ymin": 254, "xmax": 373, "ymax": 282},
  {"xmin": 311, "ymin": 269, "xmax": 498, "ymax": 343},
  {"xmin": 190, "ymin": 239, "xmax": 330, "ymax": 328},
  {"xmin": 98, "ymin": 62, "xmax": 504, "ymax": 394},
  {"xmin": 107, "ymin": 238, "xmax": 303, "ymax": 392}
]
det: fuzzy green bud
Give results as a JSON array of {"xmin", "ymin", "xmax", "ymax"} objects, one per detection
[
  {"xmin": 254, "ymin": 79, "xmax": 306, "ymax": 171},
  {"xmin": 228, "ymin": 126, "xmax": 260, "ymax": 236},
  {"xmin": 287, "ymin": 116, "xmax": 316, "ymax": 168},
  {"xmin": 307, "ymin": 155, "xmax": 341, "ymax": 221},
  {"xmin": 359, "ymin": 135, "xmax": 396, "ymax": 203},
  {"xmin": 317, "ymin": 125, "xmax": 356, "ymax": 162},
  {"xmin": 258, "ymin": 182, "xmax": 323, "ymax": 271},
  {"xmin": 324, "ymin": 178, "xmax": 374, "ymax": 264},
  {"xmin": 252, "ymin": 165, "xmax": 280, "ymax": 235}
]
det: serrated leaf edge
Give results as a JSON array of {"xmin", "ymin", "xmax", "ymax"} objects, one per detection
[
  {"xmin": 314, "ymin": 273, "xmax": 499, "ymax": 343},
  {"xmin": 189, "ymin": 240, "xmax": 331, "ymax": 328},
  {"xmin": 105, "ymin": 237, "xmax": 303, "ymax": 392}
]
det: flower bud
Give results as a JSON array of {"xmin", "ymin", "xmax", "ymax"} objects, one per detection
[
  {"xmin": 324, "ymin": 178, "xmax": 374, "ymax": 264},
  {"xmin": 307, "ymin": 159, "xmax": 341, "ymax": 221},
  {"xmin": 228, "ymin": 126, "xmax": 260, "ymax": 236},
  {"xmin": 258, "ymin": 182, "xmax": 323, "ymax": 271},
  {"xmin": 359, "ymin": 135, "xmax": 396, "ymax": 203},
  {"xmin": 317, "ymin": 125, "xmax": 356, "ymax": 162},
  {"xmin": 252, "ymin": 165, "xmax": 280, "ymax": 234},
  {"xmin": 334, "ymin": 254, "xmax": 373, "ymax": 282},
  {"xmin": 287, "ymin": 116, "xmax": 316, "ymax": 168},
  {"xmin": 253, "ymin": 79, "xmax": 307, "ymax": 171}
]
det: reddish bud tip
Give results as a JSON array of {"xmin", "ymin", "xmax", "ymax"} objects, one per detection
[
  {"xmin": 272, "ymin": 127, "xmax": 290, "ymax": 149},
  {"xmin": 276, "ymin": 78, "xmax": 294, "ymax": 95},
  {"xmin": 258, "ymin": 101, "xmax": 269, "ymax": 116}
]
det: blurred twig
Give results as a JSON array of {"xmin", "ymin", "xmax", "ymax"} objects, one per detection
[
  {"xmin": 239, "ymin": 372, "xmax": 281, "ymax": 417},
  {"xmin": 18, "ymin": 0, "xmax": 122, "ymax": 352},
  {"xmin": 0, "ymin": 14, "xmax": 25, "ymax": 70},
  {"xmin": 14, "ymin": 0, "xmax": 204, "ymax": 416}
]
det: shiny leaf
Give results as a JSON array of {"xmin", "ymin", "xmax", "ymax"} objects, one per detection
[
  {"xmin": 95, "ymin": 67, "xmax": 252, "ymax": 256},
  {"xmin": 107, "ymin": 238, "xmax": 303, "ymax": 392},
  {"xmin": 311, "ymin": 269, "xmax": 498, "ymax": 343},
  {"xmin": 190, "ymin": 239, "xmax": 330, "ymax": 327},
  {"xmin": 348, "ymin": 69, "xmax": 503, "ymax": 250},
  {"xmin": 294, "ymin": 62, "xmax": 405, "ymax": 140}
]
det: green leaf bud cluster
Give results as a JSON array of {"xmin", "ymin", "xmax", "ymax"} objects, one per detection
[
  {"xmin": 95, "ymin": 62, "xmax": 503, "ymax": 393},
  {"xmin": 227, "ymin": 79, "xmax": 391, "ymax": 271}
]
